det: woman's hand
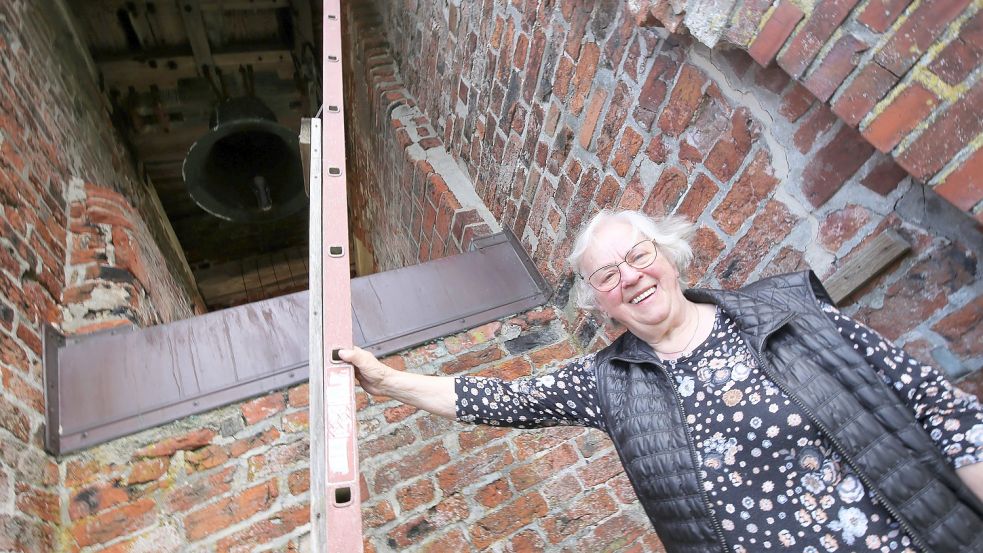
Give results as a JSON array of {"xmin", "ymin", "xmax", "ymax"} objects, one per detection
[
  {"xmin": 338, "ymin": 346, "xmax": 458, "ymax": 419},
  {"xmin": 338, "ymin": 346, "xmax": 391, "ymax": 397}
]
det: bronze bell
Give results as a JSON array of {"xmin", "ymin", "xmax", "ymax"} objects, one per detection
[{"xmin": 183, "ymin": 96, "xmax": 306, "ymax": 222}]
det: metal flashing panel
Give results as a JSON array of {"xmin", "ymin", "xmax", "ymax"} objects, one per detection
[{"xmin": 43, "ymin": 231, "xmax": 550, "ymax": 456}]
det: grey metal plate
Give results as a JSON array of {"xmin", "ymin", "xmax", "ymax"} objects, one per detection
[{"xmin": 44, "ymin": 231, "xmax": 550, "ymax": 455}]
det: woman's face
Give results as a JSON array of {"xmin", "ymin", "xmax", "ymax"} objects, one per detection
[{"xmin": 580, "ymin": 220, "xmax": 687, "ymax": 336}]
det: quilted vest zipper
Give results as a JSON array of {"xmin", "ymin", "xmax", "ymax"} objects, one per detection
[{"xmin": 747, "ymin": 316, "xmax": 932, "ymax": 553}]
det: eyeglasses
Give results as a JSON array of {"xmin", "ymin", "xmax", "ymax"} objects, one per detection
[{"xmin": 585, "ymin": 239, "xmax": 659, "ymax": 292}]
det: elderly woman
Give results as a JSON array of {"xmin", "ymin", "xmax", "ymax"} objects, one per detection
[{"xmin": 340, "ymin": 209, "xmax": 983, "ymax": 553}]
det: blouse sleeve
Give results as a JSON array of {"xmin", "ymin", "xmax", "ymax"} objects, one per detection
[
  {"xmin": 454, "ymin": 352, "xmax": 606, "ymax": 431},
  {"xmin": 821, "ymin": 302, "xmax": 983, "ymax": 469}
]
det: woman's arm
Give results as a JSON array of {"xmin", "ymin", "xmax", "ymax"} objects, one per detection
[{"xmin": 339, "ymin": 347, "xmax": 457, "ymax": 418}]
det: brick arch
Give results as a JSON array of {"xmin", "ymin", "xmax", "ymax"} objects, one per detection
[{"xmin": 630, "ymin": 0, "xmax": 982, "ymax": 224}]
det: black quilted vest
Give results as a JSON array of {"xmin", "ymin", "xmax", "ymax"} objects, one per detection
[{"xmin": 594, "ymin": 271, "xmax": 983, "ymax": 553}]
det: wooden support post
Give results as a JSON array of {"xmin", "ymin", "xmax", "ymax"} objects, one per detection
[
  {"xmin": 310, "ymin": 1, "xmax": 363, "ymax": 551},
  {"xmin": 823, "ymin": 229, "xmax": 911, "ymax": 304}
]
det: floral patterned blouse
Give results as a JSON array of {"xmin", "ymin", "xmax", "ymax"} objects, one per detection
[{"xmin": 455, "ymin": 304, "xmax": 983, "ymax": 552}]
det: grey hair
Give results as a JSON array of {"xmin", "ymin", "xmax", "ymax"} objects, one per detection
[{"xmin": 566, "ymin": 209, "xmax": 695, "ymax": 313}]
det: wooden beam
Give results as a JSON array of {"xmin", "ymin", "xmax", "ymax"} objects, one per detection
[
  {"xmin": 176, "ymin": 0, "xmax": 215, "ymax": 77},
  {"xmin": 823, "ymin": 229, "xmax": 911, "ymax": 304},
  {"xmin": 98, "ymin": 48, "xmax": 294, "ymax": 91}
]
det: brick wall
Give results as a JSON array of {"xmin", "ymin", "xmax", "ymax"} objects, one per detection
[
  {"xmin": 0, "ymin": 2, "xmax": 200, "ymax": 551},
  {"xmin": 343, "ymin": 6, "xmax": 500, "ymax": 272},
  {"xmin": 630, "ymin": 0, "xmax": 983, "ymax": 222}
]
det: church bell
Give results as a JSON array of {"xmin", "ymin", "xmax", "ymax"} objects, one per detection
[{"xmin": 183, "ymin": 96, "xmax": 307, "ymax": 223}]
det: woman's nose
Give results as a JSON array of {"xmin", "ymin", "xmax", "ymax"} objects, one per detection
[{"xmin": 620, "ymin": 263, "xmax": 643, "ymax": 286}]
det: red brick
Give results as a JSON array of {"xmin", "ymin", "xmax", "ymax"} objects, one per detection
[
  {"xmin": 383, "ymin": 404, "xmax": 417, "ymax": 423},
  {"xmin": 929, "ymin": 10, "xmax": 983, "ymax": 85},
  {"xmin": 712, "ymin": 150, "xmax": 779, "ymax": 234},
  {"xmin": 646, "ymin": 135, "xmax": 669, "ymax": 164},
  {"xmin": 932, "ymin": 295, "xmax": 983, "ymax": 357},
  {"xmin": 802, "ymin": 125, "xmax": 875, "ymax": 206},
  {"xmin": 718, "ymin": 201, "xmax": 800, "ymax": 286},
  {"xmin": 372, "ymin": 442, "xmax": 451, "ymax": 493},
  {"xmin": 468, "ymin": 492, "xmax": 549, "ymax": 549},
  {"xmin": 596, "ymin": 82, "xmax": 633, "ymax": 162},
  {"xmin": 15, "ymin": 483, "xmax": 59, "ymax": 524},
  {"xmin": 778, "ymin": 0, "xmax": 861, "ymax": 78},
  {"xmin": 576, "ymin": 449, "xmax": 624, "ymax": 486},
  {"xmin": 896, "ymin": 79, "xmax": 983, "ymax": 181},
  {"xmin": 71, "ymin": 498, "xmax": 157, "ymax": 547},
  {"xmin": 658, "ymin": 64, "xmax": 707, "ymax": 137},
  {"xmin": 528, "ymin": 341, "xmax": 577, "ymax": 366},
  {"xmin": 396, "ymin": 478, "xmax": 435, "ymax": 512},
  {"xmin": 436, "ymin": 442, "xmax": 513, "ymax": 493},
  {"xmin": 803, "ymin": 34, "xmax": 868, "ymax": 102},
  {"xmin": 287, "ymin": 383, "xmax": 308, "ymax": 408},
  {"xmin": 570, "ymin": 43, "xmax": 601, "ymax": 115},
  {"xmin": 634, "ymin": 56, "xmax": 678, "ymax": 128},
  {"xmin": 642, "ymin": 166, "xmax": 688, "ymax": 217},
  {"xmin": 363, "ymin": 500, "xmax": 397, "ymax": 528},
  {"xmin": 831, "ymin": 62, "xmax": 899, "ymax": 126},
  {"xmin": 689, "ymin": 227, "xmax": 726, "ymax": 284},
  {"xmin": 574, "ymin": 512, "xmax": 653, "ymax": 552},
  {"xmin": 183, "ymin": 480, "xmax": 278, "ymax": 540},
  {"xmin": 439, "ymin": 345, "xmax": 505, "ymax": 374},
  {"xmin": 132, "ymin": 428, "xmax": 216, "ymax": 459},
  {"xmin": 858, "ymin": 160, "xmax": 907, "ymax": 197},
  {"xmin": 476, "ymin": 478, "xmax": 512, "ymax": 508},
  {"xmin": 875, "ymin": 0, "xmax": 973, "ymax": 76},
  {"xmin": 421, "ymin": 529, "xmax": 470, "ymax": 553},
  {"xmin": 215, "ymin": 504, "xmax": 308, "ymax": 553},
  {"xmin": 288, "ymin": 469, "xmax": 309, "ymax": 495},
  {"xmin": 595, "ymin": 174, "xmax": 622, "ymax": 209},
  {"xmin": 676, "ymin": 173, "xmax": 719, "ymax": 221},
  {"xmin": 511, "ymin": 443, "xmax": 580, "ymax": 491},
  {"xmin": 127, "ymin": 457, "xmax": 169, "ymax": 485},
  {"xmin": 857, "ymin": 243, "xmax": 976, "ymax": 340},
  {"xmin": 704, "ymin": 108, "xmax": 755, "ymax": 182},
  {"xmin": 512, "ymin": 428, "xmax": 582, "ymax": 461},
  {"xmin": 458, "ymin": 426, "xmax": 510, "ymax": 451},
  {"xmin": 819, "ymin": 204, "xmax": 872, "ymax": 252},
  {"xmin": 760, "ymin": 246, "xmax": 808, "ymax": 278},
  {"xmin": 858, "ymin": 0, "xmax": 914, "ymax": 32},
  {"xmin": 523, "ymin": 29, "xmax": 548, "ymax": 103},
  {"xmin": 617, "ymin": 172, "xmax": 647, "ymax": 210},
  {"xmin": 386, "ymin": 494, "xmax": 468, "ymax": 546},
  {"xmin": 934, "ymin": 146, "xmax": 983, "ymax": 211},
  {"xmin": 793, "ymin": 105, "xmax": 839, "ymax": 153},
  {"xmin": 779, "ymin": 83, "xmax": 817, "ymax": 122},
  {"xmin": 611, "ymin": 127, "xmax": 644, "ymax": 177},
  {"xmin": 748, "ymin": 1, "xmax": 805, "ymax": 67},
  {"xmin": 861, "ymin": 83, "xmax": 939, "ymax": 153},
  {"xmin": 543, "ymin": 489, "xmax": 618, "ymax": 543},
  {"xmin": 241, "ymin": 392, "xmax": 286, "ymax": 425},
  {"xmin": 228, "ymin": 427, "xmax": 279, "ymax": 458},
  {"xmin": 578, "ymin": 89, "xmax": 609, "ymax": 149}
]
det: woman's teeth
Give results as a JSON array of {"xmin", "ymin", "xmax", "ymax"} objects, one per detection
[{"xmin": 630, "ymin": 286, "xmax": 657, "ymax": 304}]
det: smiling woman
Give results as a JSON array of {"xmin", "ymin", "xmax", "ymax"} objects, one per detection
[{"xmin": 340, "ymin": 209, "xmax": 983, "ymax": 553}]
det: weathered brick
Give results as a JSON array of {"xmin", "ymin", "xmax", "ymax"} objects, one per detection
[
  {"xmin": 896, "ymin": 79, "xmax": 983, "ymax": 181},
  {"xmin": 933, "ymin": 145, "xmax": 983, "ymax": 211},
  {"xmin": 476, "ymin": 478, "xmax": 513, "ymax": 509},
  {"xmin": 134, "ymin": 429, "xmax": 215, "ymax": 459},
  {"xmin": 779, "ymin": 83, "xmax": 816, "ymax": 122},
  {"xmin": 858, "ymin": 0, "xmax": 914, "ymax": 32},
  {"xmin": 569, "ymin": 43, "xmax": 601, "ymax": 115},
  {"xmin": 183, "ymin": 480, "xmax": 278, "ymax": 541},
  {"xmin": 374, "ymin": 443, "xmax": 451, "ymax": 493},
  {"xmin": 704, "ymin": 108, "xmax": 755, "ymax": 182},
  {"xmin": 748, "ymin": 1, "xmax": 805, "ymax": 67},
  {"xmin": 578, "ymin": 89, "xmax": 609, "ymax": 150},
  {"xmin": 830, "ymin": 62, "xmax": 899, "ymax": 127},
  {"xmin": 928, "ymin": 10, "xmax": 983, "ymax": 85},
  {"xmin": 861, "ymin": 83, "xmax": 939, "ymax": 153},
  {"xmin": 802, "ymin": 34, "xmax": 867, "ymax": 102},
  {"xmin": 793, "ymin": 105, "xmax": 839, "ymax": 154},
  {"xmin": 777, "ymin": 0, "xmax": 860, "ymax": 78},
  {"xmin": 725, "ymin": 0, "xmax": 776, "ymax": 46},
  {"xmin": 689, "ymin": 227, "xmax": 726, "ymax": 283},
  {"xmin": 932, "ymin": 295, "xmax": 983, "ymax": 358},
  {"xmin": 676, "ymin": 173, "xmax": 719, "ymax": 221},
  {"xmin": 288, "ymin": 468, "xmax": 309, "ymax": 495},
  {"xmin": 511, "ymin": 444, "xmax": 579, "ymax": 491},
  {"xmin": 861, "ymin": 158, "xmax": 909, "ymax": 195},
  {"xmin": 542, "ymin": 489, "xmax": 618, "ymax": 543},
  {"xmin": 71, "ymin": 498, "xmax": 157, "ymax": 547},
  {"xmin": 819, "ymin": 204, "xmax": 872, "ymax": 252},
  {"xmin": 801, "ymin": 125, "xmax": 875, "ymax": 206},
  {"xmin": 576, "ymin": 449, "xmax": 624, "ymax": 486},
  {"xmin": 642, "ymin": 166, "xmax": 688, "ymax": 217},
  {"xmin": 386, "ymin": 494, "xmax": 468, "ymax": 546},
  {"xmin": 468, "ymin": 492, "xmax": 548, "ymax": 549},
  {"xmin": 595, "ymin": 82, "xmax": 633, "ymax": 162},
  {"xmin": 760, "ymin": 246, "xmax": 808, "ymax": 278},
  {"xmin": 458, "ymin": 426, "xmax": 510, "ymax": 451},
  {"xmin": 396, "ymin": 478, "xmax": 435, "ymax": 512},
  {"xmin": 634, "ymin": 56, "xmax": 678, "ymax": 129},
  {"xmin": 875, "ymin": 0, "xmax": 972, "ymax": 76},
  {"xmin": 856, "ymin": 243, "xmax": 976, "ymax": 340},
  {"xmin": 717, "ymin": 201, "xmax": 800, "ymax": 286},
  {"xmin": 15, "ymin": 483, "xmax": 59, "ymax": 524},
  {"xmin": 610, "ymin": 127, "xmax": 644, "ymax": 177},
  {"xmin": 127, "ymin": 458, "xmax": 169, "ymax": 485},
  {"xmin": 711, "ymin": 150, "xmax": 779, "ymax": 234},
  {"xmin": 215, "ymin": 504, "xmax": 308, "ymax": 553},
  {"xmin": 657, "ymin": 65, "xmax": 707, "ymax": 138},
  {"xmin": 436, "ymin": 442, "xmax": 513, "ymax": 493}
]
